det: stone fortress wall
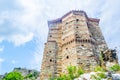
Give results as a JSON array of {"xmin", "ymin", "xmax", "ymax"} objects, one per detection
[{"xmin": 40, "ymin": 10, "xmax": 110, "ymax": 80}]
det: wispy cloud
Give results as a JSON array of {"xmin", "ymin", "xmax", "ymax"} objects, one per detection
[
  {"xmin": 9, "ymin": 33, "xmax": 34, "ymax": 46},
  {"xmin": 31, "ymin": 51, "xmax": 42, "ymax": 70},
  {"xmin": 30, "ymin": 38, "xmax": 44, "ymax": 70},
  {"xmin": 0, "ymin": 0, "xmax": 48, "ymax": 46}
]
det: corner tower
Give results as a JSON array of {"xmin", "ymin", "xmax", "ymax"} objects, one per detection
[{"xmin": 40, "ymin": 10, "xmax": 108, "ymax": 80}]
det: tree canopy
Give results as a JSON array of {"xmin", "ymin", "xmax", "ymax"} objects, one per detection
[{"xmin": 3, "ymin": 71, "xmax": 23, "ymax": 80}]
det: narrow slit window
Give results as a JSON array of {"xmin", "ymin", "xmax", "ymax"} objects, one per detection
[
  {"xmin": 81, "ymin": 45, "xmax": 84, "ymax": 47},
  {"xmin": 66, "ymin": 56, "xmax": 69, "ymax": 59},
  {"xmin": 76, "ymin": 19, "xmax": 79, "ymax": 22},
  {"xmin": 50, "ymin": 59, "xmax": 52, "ymax": 62}
]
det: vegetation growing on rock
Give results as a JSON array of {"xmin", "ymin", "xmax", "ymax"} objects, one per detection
[
  {"xmin": 50, "ymin": 65, "xmax": 84, "ymax": 80},
  {"xmin": 0, "ymin": 68, "xmax": 39, "ymax": 80}
]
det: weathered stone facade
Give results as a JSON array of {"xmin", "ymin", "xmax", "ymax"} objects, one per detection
[{"xmin": 40, "ymin": 10, "xmax": 108, "ymax": 80}]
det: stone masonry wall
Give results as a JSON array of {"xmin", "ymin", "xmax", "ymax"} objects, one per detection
[{"xmin": 40, "ymin": 10, "xmax": 108, "ymax": 80}]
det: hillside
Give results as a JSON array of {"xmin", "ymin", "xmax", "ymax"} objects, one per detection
[{"xmin": 0, "ymin": 68, "xmax": 40, "ymax": 80}]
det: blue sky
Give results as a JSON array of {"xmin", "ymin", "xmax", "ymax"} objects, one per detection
[{"xmin": 0, "ymin": 0, "xmax": 120, "ymax": 74}]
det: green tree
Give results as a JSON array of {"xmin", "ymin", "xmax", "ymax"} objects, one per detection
[
  {"xmin": 33, "ymin": 71, "xmax": 39, "ymax": 78},
  {"xmin": 3, "ymin": 71, "xmax": 23, "ymax": 80}
]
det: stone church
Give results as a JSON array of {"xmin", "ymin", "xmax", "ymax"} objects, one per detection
[{"xmin": 40, "ymin": 10, "xmax": 118, "ymax": 80}]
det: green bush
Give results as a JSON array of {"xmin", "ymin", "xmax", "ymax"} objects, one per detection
[
  {"xmin": 67, "ymin": 65, "xmax": 84, "ymax": 79},
  {"xmin": 110, "ymin": 64, "xmax": 120, "ymax": 72},
  {"xmin": 50, "ymin": 74, "xmax": 71, "ymax": 80},
  {"xmin": 90, "ymin": 74, "xmax": 101, "ymax": 80},
  {"xmin": 67, "ymin": 65, "xmax": 77, "ymax": 79},
  {"xmin": 91, "ymin": 73, "xmax": 106, "ymax": 80},
  {"xmin": 50, "ymin": 65, "xmax": 84, "ymax": 80},
  {"xmin": 94, "ymin": 66, "xmax": 105, "ymax": 72},
  {"xmin": 57, "ymin": 74, "xmax": 70, "ymax": 80},
  {"xmin": 97, "ymin": 72, "xmax": 106, "ymax": 78},
  {"xmin": 77, "ymin": 67, "xmax": 84, "ymax": 77}
]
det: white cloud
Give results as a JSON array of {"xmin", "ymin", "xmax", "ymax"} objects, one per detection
[
  {"xmin": 0, "ymin": 0, "xmax": 119, "ymax": 45},
  {"xmin": 9, "ymin": 33, "xmax": 34, "ymax": 46},
  {"xmin": 11, "ymin": 60, "xmax": 18, "ymax": 64},
  {"xmin": 99, "ymin": 0, "xmax": 120, "ymax": 48},
  {"xmin": 0, "ymin": 0, "xmax": 48, "ymax": 46}
]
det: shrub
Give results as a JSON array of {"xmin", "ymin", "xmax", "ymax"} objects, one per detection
[
  {"xmin": 90, "ymin": 74, "xmax": 101, "ymax": 80},
  {"xmin": 110, "ymin": 64, "xmax": 120, "ymax": 72},
  {"xmin": 67, "ymin": 65, "xmax": 77, "ymax": 79},
  {"xmin": 77, "ymin": 67, "xmax": 84, "ymax": 77},
  {"xmin": 50, "ymin": 65, "xmax": 84, "ymax": 80},
  {"xmin": 94, "ymin": 66, "xmax": 105, "ymax": 72},
  {"xmin": 91, "ymin": 72, "xmax": 106, "ymax": 80},
  {"xmin": 97, "ymin": 72, "xmax": 106, "ymax": 78},
  {"xmin": 67, "ymin": 65, "xmax": 84, "ymax": 79}
]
